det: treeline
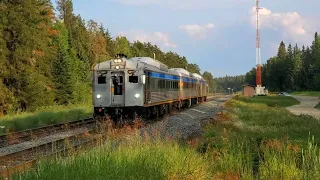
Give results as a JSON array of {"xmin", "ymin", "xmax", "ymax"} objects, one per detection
[
  {"xmin": 214, "ymin": 75, "xmax": 245, "ymax": 93},
  {"xmin": 245, "ymin": 32, "xmax": 320, "ymax": 92},
  {"xmin": 0, "ymin": 0, "xmax": 216, "ymax": 116}
]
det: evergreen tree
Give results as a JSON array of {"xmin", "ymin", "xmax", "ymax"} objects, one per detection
[{"xmin": 51, "ymin": 21, "xmax": 75, "ymax": 104}]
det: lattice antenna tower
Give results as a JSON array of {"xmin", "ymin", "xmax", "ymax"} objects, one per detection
[{"xmin": 256, "ymin": 0, "xmax": 262, "ymax": 86}]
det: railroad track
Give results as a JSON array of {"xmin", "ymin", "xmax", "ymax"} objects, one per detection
[
  {"xmin": 0, "ymin": 118, "xmax": 107, "ymax": 179},
  {"xmin": 0, "ymin": 117, "xmax": 95, "ymax": 148},
  {"xmin": 0, "ymin": 132, "xmax": 100, "ymax": 178}
]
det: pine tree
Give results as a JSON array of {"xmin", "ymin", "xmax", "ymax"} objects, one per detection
[
  {"xmin": 51, "ymin": 21, "xmax": 75, "ymax": 104},
  {"xmin": 311, "ymin": 32, "xmax": 320, "ymax": 90}
]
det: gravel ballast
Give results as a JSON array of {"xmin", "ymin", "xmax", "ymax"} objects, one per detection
[{"xmin": 140, "ymin": 95, "xmax": 232, "ymax": 140}]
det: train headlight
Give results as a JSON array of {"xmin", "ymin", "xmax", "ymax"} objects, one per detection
[
  {"xmin": 96, "ymin": 94, "xmax": 102, "ymax": 99},
  {"xmin": 115, "ymin": 65, "xmax": 120, "ymax": 70},
  {"xmin": 135, "ymin": 94, "xmax": 140, "ymax": 99},
  {"xmin": 114, "ymin": 59, "xmax": 122, "ymax": 63}
]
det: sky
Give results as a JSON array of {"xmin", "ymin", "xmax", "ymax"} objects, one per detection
[{"xmin": 53, "ymin": 0, "xmax": 320, "ymax": 77}]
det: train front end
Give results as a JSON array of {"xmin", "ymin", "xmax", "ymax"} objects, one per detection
[{"xmin": 92, "ymin": 55, "xmax": 146, "ymax": 121}]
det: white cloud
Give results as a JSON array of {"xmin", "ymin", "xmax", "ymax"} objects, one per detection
[
  {"xmin": 114, "ymin": 0, "xmax": 251, "ymax": 10},
  {"xmin": 179, "ymin": 23, "xmax": 215, "ymax": 39},
  {"xmin": 118, "ymin": 30, "xmax": 177, "ymax": 49},
  {"xmin": 250, "ymin": 6, "xmax": 316, "ymax": 45}
]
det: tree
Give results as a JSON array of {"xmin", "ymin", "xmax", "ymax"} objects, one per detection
[
  {"xmin": 114, "ymin": 36, "xmax": 132, "ymax": 58},
  {"xmin": 2, "ymin": 0, "xmax": 56, "ymax": 111},
  {"xmin": 202, "ymin": 71, "xmax": 215, "ymax": 93},
  {"xmin": 187, "ymin": 63, "xmax": 200, "ymax": 74},
  {"xmin": 88, "ymin": 20, "xmax": 108, "ymax": 66},
  {"xmin": 51, "ymin": 21, "xmax": 75, "ymax": 104}
]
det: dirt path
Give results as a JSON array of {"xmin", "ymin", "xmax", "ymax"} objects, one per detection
[{"xmin": 286, "ymin": 96, "xmax": 320, "ymax": 119}]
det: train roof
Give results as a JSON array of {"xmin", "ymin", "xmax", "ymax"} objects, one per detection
[
  {"xmin": 130, "ymin": 57, "xmax": 168, "ymax": 72},
  {"xmin": 169, "ymin": 68, "xmax": 191, "ymax": 76},
  {"xmin": 192, "ymin": 73, "xmax": 203, "ymax": 79}
]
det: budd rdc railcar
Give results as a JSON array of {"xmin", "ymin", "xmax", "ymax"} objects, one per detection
[{"xmin": 92, "ymin": 54, "xmax": 208, "ymax": 122}]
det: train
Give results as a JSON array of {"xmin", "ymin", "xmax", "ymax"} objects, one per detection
[{"xmin": 92, "ymin": 54, "xmax": 209, "ymax": 121}]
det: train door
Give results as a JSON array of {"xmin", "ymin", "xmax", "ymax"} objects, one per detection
[
  {"xmin": 111, "ymin": 72, "xmax": 125, "ymax": 106},
  {"xmin": 145, "ymin": 72, "xmax": 151, "ymax": 104}
]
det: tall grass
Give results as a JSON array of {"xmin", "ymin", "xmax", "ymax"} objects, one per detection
[
  {"xmin": 200, "ymin": 96, "xmax": 320, "ymax": 179},
  {"xmin": 11, "ymin": 130, "xmax": 210, "ymax": 180},
  {"xmin": 0, "ymin": 103, "xmax": 93, "ymax": 135}
]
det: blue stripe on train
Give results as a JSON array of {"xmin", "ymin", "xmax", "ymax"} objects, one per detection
[{"xmin": 149, "ymin": 71, "xmax": 206, "ymax": 84}]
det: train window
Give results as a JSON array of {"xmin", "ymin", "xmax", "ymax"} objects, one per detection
[
  {"xmin": 114, "ymin": 85, "xmax": 123, "ymax": 95},
  {"xmin": 119, "ymin": 76, "xmax": 123, "ymax": 83},
  {"xmin": 98, "ymin": 76, "xmax": 106, "ymax": 84},
  {"xmin": 129, "ymin": 76, "xmax": 138, "ymax": 83}
]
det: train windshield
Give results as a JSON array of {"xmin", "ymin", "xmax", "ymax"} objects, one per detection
[
  {"xmin": 97, "ymin": 70, "xmax": 108, "ymax": 84},
  {"xmin": 129, "ymin": 76, "xmax": 138, "ymax": 83}
]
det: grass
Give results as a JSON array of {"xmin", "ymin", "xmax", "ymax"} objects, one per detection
[
  {"xmin": 11, "ymin": 129, "xmax": 210, "ymax": 180},
  {"xmin": 315, "ymin": 103, "xmax": 320, "ymax": 110},
  {"xmin": 8, "ymin": 95, "xmax": 320, "ymax": 179},
  {"xmin": 235, "ymin": 95, "xmax": 300, "ymax": 107},
  {"xmin": 291, "ymin": 91, "xmax": 320, "ymax": 97},
  {"xmin": 201, "ymin": 95, "xmax": 320, "ymax": 179},
  {"xmin": 0, "ymin": 103, "xmax": 93, "ymax": 135}
]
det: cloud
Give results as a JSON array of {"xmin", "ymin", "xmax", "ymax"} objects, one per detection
[
  {"xmin": 114, "ymin": 0, "xmax": 251, "ymax": 10},
  {"xmin": 118, "ymin": 30, "xmax": 177, "ymax": 49},
  {"xmin": 179, "ymin": 23, "xmax": 215, "ymax": 39},
  {"xmin": 250, "ymin": 6, "xmax": 316, "ymax": 45}
]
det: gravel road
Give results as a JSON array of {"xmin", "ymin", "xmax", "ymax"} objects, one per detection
[
  {"xmin": 140, "ymin": 95, "xmax": 232, "ymax": 140},
  {"xmin": 286, "ymin": 95, "xmax": 320, "ymax": 119}
]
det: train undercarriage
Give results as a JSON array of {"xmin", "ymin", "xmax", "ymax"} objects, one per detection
[{"xmin": 93, "ymin": 96, "xmax": 207, "ymax": 124}]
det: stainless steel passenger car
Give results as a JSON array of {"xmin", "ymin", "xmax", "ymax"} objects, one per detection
[{"xmin": 92, "ymin": 55, "xmax": 209, "ymax": 121}]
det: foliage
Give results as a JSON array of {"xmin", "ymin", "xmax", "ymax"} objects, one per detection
[
  {"xmin": 245, "ymin": 33, "xmax": 320, "ymax": 92},
  {"xmin": 0, "ymin": 0, "xmax": 209, "ymax": 116},
  {"xmin": 214, "ymin": 75, "xmax": 245, "ymax": 93}
]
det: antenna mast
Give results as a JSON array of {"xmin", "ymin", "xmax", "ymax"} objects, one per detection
[{"xmin": 256, "ymin": 0, "xmax": 262, "ymax": 86}]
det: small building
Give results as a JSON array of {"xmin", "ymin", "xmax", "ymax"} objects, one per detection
[{"xmin": 242, "ymin": 84, "xmax": 255, "ymax": 97}]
